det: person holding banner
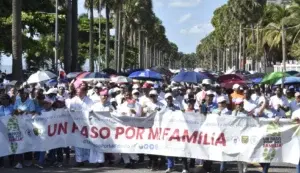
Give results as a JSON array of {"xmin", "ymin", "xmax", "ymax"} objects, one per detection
[
  {"xmin": 67, "ymin": 80, "xmax": 100, "ymax": 167},
  {"xmin": 117, "ymin": 90, "xmax": 140, "ymax": 168},
  {"xmin": 212, "ymin": 96, "xmax": 231, "ymax": 116},
  {"xmin": 13, "ymin": 88, "xmax": 36, "ymax": 169},
  {"xmin": 0, "ymin": 93, "xmax": 14, "ymax": 168}
]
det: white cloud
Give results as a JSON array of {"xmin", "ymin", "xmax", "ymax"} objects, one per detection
[
  {"xmin": 169, "ymin": 0, "xmax": 202, "ymax": 8},
  {"xmin": 180, "ymin": 23, "xmax": 214, "ymax": 35},
  {"xmin": 178, "ymin": 13, "xmax": 192, "ymax": 23}
]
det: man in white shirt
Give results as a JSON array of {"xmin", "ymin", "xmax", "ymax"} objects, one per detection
[
  {"xmin": 142, "ymin": 90, "xmax": 164, "ymax": 115},
  {"xmin": 213, "ymin": 85, "xmax": 229, "ymax": 105},
  {"xmin": 269, "ymin": 88, "xmax": 289, "ymax": 118},
  {"xmin": 196, "ymin": 79, "xmax": 212, "ymax": 107},
  {"xmin": 243, "ymin": 89, "xmax": 257, "ymax": 113},
  {"xmin": 289, "ymin": 92, "xmax": 300, "ymax": 113}
]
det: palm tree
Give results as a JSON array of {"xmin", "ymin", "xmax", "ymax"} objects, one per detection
[
  {"xmin": 88, "ymin": 0, "xmax": 94, "ymax": 72},
  {"xmin": 71, "ymin": 0, "xmax": 78, "ymax": 72},
  {"xmin": 64, "ymin": 0, "xmax": 72, "ymax": 73},
  {"xmin": 12, "ymin": 0, "xmax": 23, "ymax": 81}
]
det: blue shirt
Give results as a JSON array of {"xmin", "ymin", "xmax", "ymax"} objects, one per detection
[
  {"xmin": 0, "ymin": 105, "xmax": 14, "ymax": 117},
  {"xmin": 13, "ymin": 98, "xmax": 35, "ymax": 113},
  {"xmin": 201, "ymin": 102, "xmax": 218, "ymax": 114},
  {"xmin": 33, "ymin": 100, "xmax": 43, "ymax": 114}
]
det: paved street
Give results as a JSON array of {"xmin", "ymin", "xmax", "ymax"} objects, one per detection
[{"xmin": 0, "ymin": 156, "xmax": 297, "ymax": 173}]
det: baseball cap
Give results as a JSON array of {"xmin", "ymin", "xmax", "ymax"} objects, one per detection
[
  {"xmin": 149, "ymin": 90, "xmax": 158, "ymax": 95},
  {"xmin": 217, "ymin": 96, "xmax": 226, "ymax": 103},
  {"xmin": 232, "ymin": 84, "xmax": 240, "ymax": 90},
  {"xmin": 132, "ymin": 84, "xmax": 140, "ymax": 89},
  {"xmin": 164, "ymin": 93, "xmax": 172, "ymax": 99},
  {"xmin": 202, "ymin": 79, "xmax": 212, "ymax": 85},
  {"xmin": 44, "ymin": 88, "xmax": 58, "ymax": 95},
  {"xmin": 132, "ymin": 89, "xmax": 139, "ymax": 95},
  {"xmin": 206, "ymin": 90, "xmax": 214, "ymax": 96}
]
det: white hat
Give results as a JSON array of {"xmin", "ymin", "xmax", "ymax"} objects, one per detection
[
  {"xmin": 186, "ymin": 89, "xmax": 192, "ymax": 94},
  {"xmin": 164, "ymin": 93, "xmax": 172, "ymax": 99},
  {"xmin": 171, "ymin": 87, "xmax": 178, "ymax": 91},
  {"xmin": 146, "ymin": 81, "xmax": 154, "ymax": 85},
  {"xmin": 113, "ymin": 87, "xmax": 121, "ymax": 92},
  {"xmin": 217, "ymin": 96, "xmax": 226, "ymax": 103},
  {"xmin": 132, "ymin": 89, "xmax": 139, "ymax": 94},
  {"xmin": 96, "ymin": 83, "xmax": 103, "ymax": 88},
  {"xmin": 234, "ymin": 98, "xmax": 244, "ymax": 104},
  {"xmin": 202, "ymin": 79, "xmax": 212, "ymax": 85},
  {"xmin": 206, "ymin": 90, "xmax": 214, "ymax": 96},
  {"xmin": 44, "ymin": 88, "xmax": 57, "ymax": 95},
  {"xmin": 232, "ymin": 84, "xmax": 240, "ymax": 90},
  {"xmin": 133, "ymin": 84, "xmax": 140, "ymax": 89},
  {"xmin": 149, "ymin": 90, "xmax": 158, "ymax": 95}
]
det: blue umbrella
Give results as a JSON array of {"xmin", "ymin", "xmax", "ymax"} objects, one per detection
[
  {"xmin": 275, "ymin": 76, "xmax": 300, "ymax": 85},
  {"xmin": 82, "ymin": 72, "xmax": 109, "ymax": 81},
  {"xmin": 172, "ymin": 71, "xmax": 208, "ymax": 83},
  {"xmin": 129, "ymin": 69, "xmax": 163, "ymax": 81},
  {"xmin": 252, "ymin": 77, "xmax": 263, "ymax": 84}
]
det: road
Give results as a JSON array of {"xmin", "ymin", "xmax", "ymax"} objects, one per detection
[{"xmin": 0, "ymin": 157, "xmax": 297, "ymax": 173}]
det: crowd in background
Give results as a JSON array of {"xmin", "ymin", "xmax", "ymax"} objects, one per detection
[{"xmin": 0, "ymin": 77, "xmax": 300, "ymax": 173}]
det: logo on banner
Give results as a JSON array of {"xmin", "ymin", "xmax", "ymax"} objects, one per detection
[
  {"xmin": 7, "ymin": 117, "xmax": 23, "ymax": 154},
  {"xmin": 26, "ymin": 128, "xmax": 42, "ymax": 137},
  {"xmin": 138, "ymin": 144, "xmax": 158, "ymax": 150},
  {"xmin": 241, "ymin": 136, "xmax": 249, "ymax": 144},
  {"xmin": 263, "ymin": 122, "xmax": 282, "ymax": 161}
]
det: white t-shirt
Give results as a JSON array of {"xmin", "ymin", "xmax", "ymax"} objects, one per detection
[
  {"xmin": 269, "ymin": 95, "xmax": 289, "ymax": 118},
  {"xmin": 289, "ymin": 100, "xmax": 300, "ymax": 113},
  {"xmin": 90, "ymin": 94, "xmax": 101, "ymax": 103},
  {"xmin": 213, "ymin": 93, "xmax": 230, "ymax": 104},
  {"xmin": 139, "ymin": 95, "xmax": 151, "ymax": 108},
  {"xmin": 143, "ymin": 101, "xmax": 165, "ymax": 114},
  {"xmin": 66, "ymin": 96, "xmax": 93, "ymax": 111},
  {"xmin": 117, "ymin": 101, "xmax": 142, "ymax": 117},
  {"xmin": 91, "ymin": 101, "xmax": 114, "ymax": 112},
  {"xmin": 243, "ymin": 99, "xmax": 257, "ymax": 112}
]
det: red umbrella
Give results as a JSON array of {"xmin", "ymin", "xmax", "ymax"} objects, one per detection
[
  {"xmin": 76, "ymin": 72, "xmax": 90, "ymax": 79},
  {"xmin": 220, "ymin": 80, "xmax": 247, "ymax": 89},
  {"xmin": 217, "ymin": 74, "xmax": 244, "ymax": 83}
]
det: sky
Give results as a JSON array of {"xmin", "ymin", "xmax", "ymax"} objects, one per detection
[
  {"xmin": 1, "ymin": 0, "xmax": 227, "ymax": 71},
  {"xmin": 77, "ymin": 0, "xmax": 227, "ymax": 54}
]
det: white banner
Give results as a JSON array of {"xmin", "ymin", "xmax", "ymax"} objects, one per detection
[{"xmin": 0, "ymin": 109, "xmax": 300, "ymax": 164}]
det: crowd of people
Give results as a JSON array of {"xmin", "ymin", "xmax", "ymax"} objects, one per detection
[{"xmin": 0, "ymin": 76, "xmax": 300, "ymax": 173}]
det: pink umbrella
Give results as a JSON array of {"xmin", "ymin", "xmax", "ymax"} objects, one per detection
[{"xmin": 220, "ymin": 80, "xmax": 247, "ymax": 89}]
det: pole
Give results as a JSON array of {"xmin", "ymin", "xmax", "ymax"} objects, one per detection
[
  {"xmin": 281, "ymin": 24, "xmax": 286, "ymax": 88},
  {"xmin": 54, "ymin": 0, "xmax": 58, "ymax": 73},
  {"xmin": 98, "ymin": 0, "xmax": 102, "ymax": 71}
]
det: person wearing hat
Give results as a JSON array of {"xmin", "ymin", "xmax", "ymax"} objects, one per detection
[
  {"xmin": 91, "ymin": 89, "xmax": 114, "ymax": 113},
  {"xmin": 196, "ymin": 79, "xmax": 212, "ymax": 107},
  {"xmin": 230, "ymin": 84, "xmax": 244, "ymax": 110},
  {"xmin": 89, "ymin": 83, "xmax": 103, "ymax": 103},
  {"xmin": 200, "ymin": 90, "xmax": 217, "ymax": 116},
  {"xmin": 43, "ymin": 88, "xmax": 58, "ymax": 102},
  {"xmin": 132, "ymin": 89, "xmax": 140, "ymax": 103},
  {"xmin": 243, "ymin": 89, "xmax": 257, "ymax": 113},
  {"xmin": 289, "ymin": 92, "xmax": 300, "ymax": 115},
  {"xmin": 57, "ymin": 84, "xmax": 69, "ymax": 101},
  {"xmin": 117, "ymin": 90, "xmax": 140, "ymax": 168},
  {"xmin": 115, "ymin": 86, "xmax": 125, "ymax": 105},
  {"xmin": 212, "ymin": 96, "xmax": 231, "ymax": 116},
  {"xmin": 213, "ymin": 85, "xmax": 229, "ymax": 105}
]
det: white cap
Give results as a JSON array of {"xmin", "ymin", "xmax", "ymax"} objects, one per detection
[
  {"xmin": 44, "ymin": 88, "xmax": 58, "ymax": 95},
  {"xmin": 202, "ymin": 79, "xmax": 212, "ymax": 85},
  {"xmin": 232, "ymin": 84, "xmax": 240, "ymax": 90},
  {"xmin": 206, "ymin": 90, "xmax": 214, "ymax": 96},
  {"xmin": 171, "ymin": 87, "xmax": 178, "ymax": 91},
  {"xmin": 96, "ymin": 83, "xmax": 103, "ymax": 88},
  {"xmin": 217, "ymin": 96, "xmax": 226, "ymax": 103},
  {"xmin": 146, "ymin": 80, "xmax": 154, "ymax": 85},
  {"xmin": 113, "ymin": 87, "xmax": 121, "ymax": 92},
  {"xmin": 132, "ymin": 89, "xmax": 139, "ymax": 94},
  {"xmin": 164, "ymin": 93, "xmax": 172, "ymax": 99},
  {"xmin": 149, "ymin": 90, "xmax": 158, "ymax": 95},
  {"xmin": 133, "ymin": 84, "xmax": 140, "ymax": 89}
]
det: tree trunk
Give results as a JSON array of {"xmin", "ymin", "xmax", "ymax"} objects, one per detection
[
  {"xmin": 223, "ymin": 49, "xmax": 226, "ymax": 71},
  {"xmin": 98, "ymin": 0, "xmax": 102, "ymax": 71},
  {"xmin": 217, "ymin": 48, "xmax": 220, "ymax": 71},
  {"xmin": 71, "ymin": 0, "xmax": 78, "ymax": 72},
  {"xmin": 238, "ymin": 23, "xmax": 242, "ymax": 70},
  {"xmin": 117, "ymin": 5, "xmax": 123, "ymax": 73},
  {"xmin": 64, "ymin": 0, "xmax": 72, "ymax": 73},
  {"xmin": 251, "ymin": 24, "xmax": 256, "ymax": 71},
  {"xmin": 114, "ymin": 5, "xmax": 119, "ymax": 71},
  {"xmin": 105, "ymin": 5, "xmax": 110, "ymax": 68},
  {"xmin": 12, "ymin": 0, "xmax": 23, "ymax": 81},
  {"xmin": 89, "ymin": 0, "xmax": 94, "ymax": 72},
  {"xmin": 138, "ymin": 29, "xmax": 144, "ymax": 68},
  {"xmin": 231, "ymin": 46, "xmax": 234, "ymax": 69},
  {"xmin": 145, "ymin": 37, "xmax": 148, "ymax": 68},
  {"xmin": 121, "ymin": 16, "xmax": 127, "ymax": 71},
  {"xmin": 242, "ymin": 27, "xmax": 246, "ymax": 71},
  {"xmin": 210, "ymin": 51, "xmax": 213, "ymax": 70}
]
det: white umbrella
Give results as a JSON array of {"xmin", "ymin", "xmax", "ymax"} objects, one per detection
[
  {"xmin": 27, "ymin": 70, "xmax": 57, "ymax": 84},
  {"xmin": 111, "ymin": 76, "xmax": 132, "ymax": 84}
]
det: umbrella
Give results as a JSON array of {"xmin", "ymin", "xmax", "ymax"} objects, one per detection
[
  {"xmin": 4, "ymin": 80, "xmax": 17, "ymax": 86},
  {"xmin": 201, "ymin": 71, "xmax": 216, "ymax": 81},
  {"xmin": 217, "ymin": 74, "xmax": 244, "ymax": 83},
  {"xmin": 129, "ymin": 69, "xmax": 163, "ymax": 81},
  {"xmin": 172, "ymin": 71, "xmax": 208, "ymax": 83},
  {"xmin": 220, "ymin": 80, "xmax": 248, "ymax": 89},
  {"xmin": 252, "ymin": 78, "xmax": 263, "ymax": 84},
  {"xmin": 111, "ymin": 76, "xmax": 133, "ymax": 84},
  {"xmin": 151, "ymin": 66, "xmax": 173, "ymax": 76},
  {"xmin": 82, "ymin": 72, "xmax": 110, "ymax": 82},
  {"xmin": 286, "ymin": 70, "xmax": 299, "ymax": 76},
  {"xmin": 275, "ymin": 76, "xmax": 300, "ymax": 85},
  {"xmin": 261, "ymin": 72, "xmax": 290, "ymax": 84},
  {"xmin": 27, "ymin": 70, "xmax": 57, "ymax": 84},
  {"xmin": 102, "ymin": 68, "xmax": 117, "ymax": 75},
  {"xmin": 76, "ymin": 72, "xmax": 91, "ymax": 79},
  {"xmin": 244, "ymin": 73, "xmax": 265, "ymax": 80},
  {"xmin": 67, "ymin": 72, "xmax": 81, "ymax": 79}
]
